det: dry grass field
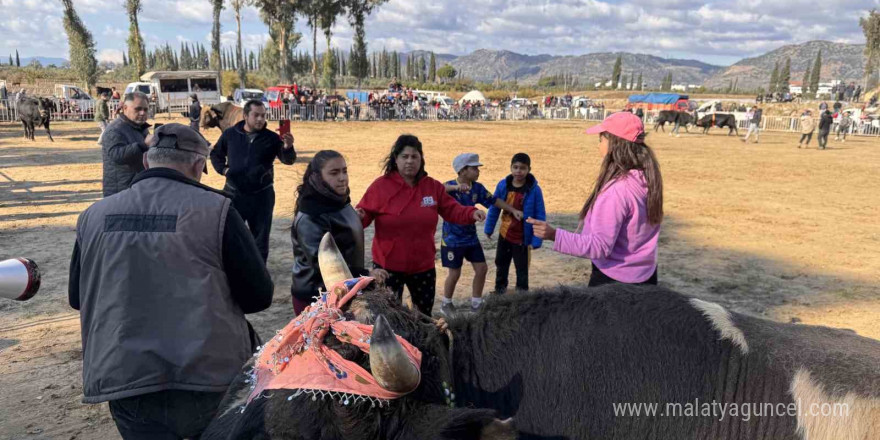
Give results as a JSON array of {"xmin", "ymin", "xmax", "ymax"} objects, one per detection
[{"xmin": 0, "ymin": 118, "xmax": 878, "ymax": 439}]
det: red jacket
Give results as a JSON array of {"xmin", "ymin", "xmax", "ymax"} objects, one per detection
[{"xmin": 358, "ymin": 172, "xmax": 477, "ymax": 274}]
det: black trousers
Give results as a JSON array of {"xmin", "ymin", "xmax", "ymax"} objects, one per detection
[
  {"xmin": 588, "ymin": 262, "xmax": 658, "ymax": 287},
  {"xmin": 818, "ymin": 130, "xmax": 830, "ymax": 149},
  {"xmin": 494, "ymin": 237, "xmax": 530, "ymax": 293},
  {"xmin": 108, "ymin": 390, "xmax": 225, "ymax": 440},
  {"xmin": 799, "ymin": 132, "xmax": 812, "ymax": 145},
  {"xmin": 377, "ymin": 264, "xmax": 436, "ymax": 316},
  {"xmin": 226, "ymin": 185, "xmax": 275, "ymax": 262}
]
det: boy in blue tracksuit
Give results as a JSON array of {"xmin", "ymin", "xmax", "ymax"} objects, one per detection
[
  {"xmin": 484, "ymin": 153, "xmax": 546, "ymax": 293},
  {"xmin": 441, "ymin": 153, "xmax": 523, "ymax": 315}
]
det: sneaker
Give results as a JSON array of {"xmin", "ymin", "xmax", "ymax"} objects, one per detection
[
  {"xmin": 440, "ymin": 302, "xmax": 456, "ymax": 317},
  {"xmin": 470, "ymin": 301, "xmax": 483, "ymax": 312}
]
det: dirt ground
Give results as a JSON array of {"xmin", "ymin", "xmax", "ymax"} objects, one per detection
[{"xmin": 1, "ymin": 118, "xmax": 878, "ymax": 439}]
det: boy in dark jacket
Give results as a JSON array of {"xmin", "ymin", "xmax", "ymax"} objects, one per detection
[
  {"xmin": 484, "ymin": 153, "xmax": 546, "ymax": 294},
  {"xmin": 818, "ymin": 110, "xmax": 834, "ymax": 150}
]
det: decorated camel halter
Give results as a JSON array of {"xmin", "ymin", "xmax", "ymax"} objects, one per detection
[{"xmin": 244, "ymin": 277, "xmax": 423, "ymax": 409}]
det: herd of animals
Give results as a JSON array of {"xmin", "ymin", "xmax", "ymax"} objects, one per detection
[{"xmin": 6, "ymin": 95, "xmax": 880, "ymax": 439}]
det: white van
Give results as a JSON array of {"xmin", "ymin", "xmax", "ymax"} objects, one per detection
[{"xmin": 127, "ymin": 71, "xmax": 221, "ymax": 113}]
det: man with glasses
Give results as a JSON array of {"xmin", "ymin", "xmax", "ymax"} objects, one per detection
[
  {"xmin": 69, "ymin": 123, "xmax": 274, "ymax": 439},
  {"xmin": 99, "ymin": 92, "xmax": 153, "ymax": 197},
  {"xmin": 211, "ymin": 99, "xmax": 296, "ymax": 262}
]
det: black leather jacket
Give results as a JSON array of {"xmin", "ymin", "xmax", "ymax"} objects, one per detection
[{"xmin": 290, "ymin": 205, "xmax": 366, "ymax": 301}]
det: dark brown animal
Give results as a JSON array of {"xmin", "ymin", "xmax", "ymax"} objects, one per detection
[
  {"xmin": 19, "ymin": 97, "xmax": 54, "ymax": 142},
  {"xmin": 201, "ymin": 235, "xmax": 880, "ymax": 440},
  {"xmin": 200, "ymin": 102, "xmax": 244, "ymax": 131}
]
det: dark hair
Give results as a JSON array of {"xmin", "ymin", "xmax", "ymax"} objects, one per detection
[
  {"xmin": 511, "ymin": 152, "xmax": 531, "ymax": 167},
  {"xmin": 294, "ymin": 150, "xmax": 345, "ymax": 216},
  {"xmin": 382, "ymin": 134, "xmax": 426, "ymax": 177},
  {"xmin": 580, "ymin": 132, "xmax": 663, "ymax": 225},
  {"xmin": 243, "ymin": 99, "xmax": 265, "ymax": 116}
]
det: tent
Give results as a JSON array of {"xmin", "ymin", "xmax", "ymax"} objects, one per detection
[
  {"xmin": 459, "ymin": 90, "xmax": 487, "ymax": 104},
  {"xmin": 627, "ymin": 93, "xmax": 687, "ymax": 104}
]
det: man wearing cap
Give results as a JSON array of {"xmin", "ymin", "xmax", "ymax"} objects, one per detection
[
  {"xmin": 69, "ymin": 123, "xmax": 274, "ymax": 439},
  {"xmin": 439, "ymin": 153, "xmax": 523, "ymax": 315},
  {"xmin": 189, "ymin": 93, "xmax": 201, "ymax": 133},
  {"xmin": 211, "ymin": 99, "xmax": 296, "ymax": 262}
]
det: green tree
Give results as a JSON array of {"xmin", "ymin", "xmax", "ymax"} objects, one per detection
[
  {"xmin": 768, "ymin": 61, "xmax": 779, "ymax": 94},
  {"xmin": 437, "ymin": 64, "xmax": 456, "ymax": 83},
  {"xmin": 210, "ymin": 0, "xmax": 223, "ymax": 71},
  {"xmin": 801, "ymin": 66, "xmax": 811, "ymax": 94},
  {"xmin": 637, "ymin": 72, "xmax": 642, "ymax": 90},
  {"xmin": 230, "ymin": 0, "xmax": 249, "ymax": 89},
  {"xmin": 254, "ymin": 0, "xmax": 302, "ymax": 84},
  {"xmin": 16, "ymin": 50, "xmax": 20, "ymax": 67},
  {"xmin": 8, "ymin": 54, "xmax": 12, "ymax": 66},
  {"xmin": 122, "ymin": 52, "xmax": 128, "ymax": 67},
  {"xmin": 429, "ymin": 51, "xmax": 436, "ymax": 82},
  {"xmin": 860, "ymin": 9, "xmax": 880, "ymax": 90},
  {"xmin": 61, "ymin": 0, "xmax": 98, "ymax": 91},
  {"xmin": 809, "ymin": 50, "xmax": 822, "ymax": 96},
  {"xmin": 611, "ymin": 54, "xmax": 622, "ymax": 89},
  {"xmin": 345, "ymin": 0, "xmax": 387, "ymax": 89},
  {"xmin": 778, "ymin": 58, "xmax": 791, "ymax": 93},
  {"xmin": 126, "ymin": 0, "xmax": 146, "ymax": 79},
  {"xmin": 417, "ymin": 55, "xmax": 425, "ymax": 82}
]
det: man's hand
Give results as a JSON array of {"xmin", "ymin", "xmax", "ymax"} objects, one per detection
[
  {"xmin": 282, "ymin": 133, "xmax": 294, "ymax": 149},
  {"xmin": 144, "ymin": 133, "xmax": 154, "ymax": 147},
  {"xmin": 457, "ymin": 182, "xmax": 471, "ymax": 192},
  {"xmin": 526, "ymin": 218, "xmax": 556, "ymax": 241},
  {"xmin": 473, "ymin": 210, "xmax": 486, "ymax": 222}
]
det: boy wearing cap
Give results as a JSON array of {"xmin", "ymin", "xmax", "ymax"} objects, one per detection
[
  {"xmin": 440, "ymin": 153, "xmax": 523, "ymax": 315},
  {"xmin": 484, "ymin": 153, "xmax": 546, "ymax": 295}
]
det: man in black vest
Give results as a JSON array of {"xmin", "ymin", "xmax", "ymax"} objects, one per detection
[
  {"xmin": 69, "ymin": 123, "xmax": 274, "ymax": 439},
  {"xmin": 189, "ymin": 93, "xmax": 201, "ymax": 133},
  {"xmin": 210, "ymin": 100, "xmax": 296, "ymax": 262}
]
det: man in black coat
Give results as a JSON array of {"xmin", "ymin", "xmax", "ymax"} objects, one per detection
[
  {"xmin": 100, "ymin": 92, "xmax": 152, "ymax": 197},
  {"xmin": 210, "ymin": 100, "xmax": 296, "ymax": 262},
  {"xmin": 817, "ymin": 110, "xmax": 833, "ymax": 150},
  {"xmin": 189, "ymin": 94, "xmax": 201, "ymax": 133}
]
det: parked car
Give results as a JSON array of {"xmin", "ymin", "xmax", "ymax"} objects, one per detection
[{"xmin": 233, "ymin": 88, "xmax": 266, "ymax": 106}]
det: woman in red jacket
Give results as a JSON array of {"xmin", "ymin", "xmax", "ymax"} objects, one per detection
[{"xmin": 357, "ymin": 134, "xmax": 485, "ymax": 316}]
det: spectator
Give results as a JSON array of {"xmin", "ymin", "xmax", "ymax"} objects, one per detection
[
  {"xmin": 836, "ymin": 111, "xmax": 852, "ymax": 142},
  {"xmin": 817, "ymin": 110, "xmax": 833, "ymax": 150},
  {"xmin": 100, "ymin": 92, "xmax": 152, "ymax": 197},
  {"xmin": 439, "ymin": 153, "xmax": 523, "ymax": 316},
  {"xmin": 854, "ymin": 85, "xmax": 862, "ymax": 103},
  {"xmin": 819, "ymin": 101, "xmax": 828, "ymax": 112},
  {"xmin": 356, "ymin": 134, "xmax": 484, "ymax": 316},
  {"xmin": 484, "ymin": 153, "xmax": 546, "ymax": 294},
  {"xmin": 110, "ymin": 87, "xmax": 120, "ymax": 100},
  {"xmin": 833, "ymin": 101, "xmax": 842, "ymax": 113},
  {"xmin": 210, "ymin": 100, "xmax": 296, "ymax": 262},
  {"xmin": 845, "ymin": 82, "xmax": 855, "ymax": 101},
  {"xmin": 290, "ymin": 150, "xmax": 388, "ymax": 314},
  {"xmin": 189, "ymin": 94, "xmax": 201, "ymax": 133},
  {"xmin": 95, "ymin": 92, "xmax": 110, "ymax": 134},
  {"xmin": 742, "ymin": 105, "xmax": 762, "ymax": 144},
  {"xmin": 529, "ymin": 112, "xmax": 662, "ymax": 287},
  {"xmin": 69, "ymin": 123, "xmax": 273, "ymax": 439},
  {"xmin": 798, "ymin": 110, "xmax": 815, "ymax": 149}
]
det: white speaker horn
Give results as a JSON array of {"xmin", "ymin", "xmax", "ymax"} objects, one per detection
[{"xmin": 0, "ymin": 258, "xmax": 41, "ymax": 301}]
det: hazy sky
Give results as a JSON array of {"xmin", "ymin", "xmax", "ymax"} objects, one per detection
[{"xmin": 1, "ymin": 0, "xmax": 876, "ymax": 66}]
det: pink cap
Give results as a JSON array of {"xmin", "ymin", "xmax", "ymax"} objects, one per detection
[{"xmin": 585, "ymin": 112, "xmax": 645, "ymax": 143}]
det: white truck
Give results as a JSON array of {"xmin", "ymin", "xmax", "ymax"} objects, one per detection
[{"xmin": 125, "ymin": 70, "xmax": 221, "ymax": 113}]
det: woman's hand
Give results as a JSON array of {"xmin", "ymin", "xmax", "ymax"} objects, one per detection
[
  {"xmin": 526, "ymin": 218, "xmax": 556, "ymax": 241},
  {"xmin": 473, "ymin": 210, "xmax": 487, "ymax": 222},
  {"xmin": 369, "ymin": 268, "xmax": 389, "ymax": 284},
  {"xmin": 355, "ymin": 207, "xmax": 366, "ymax": 220}
]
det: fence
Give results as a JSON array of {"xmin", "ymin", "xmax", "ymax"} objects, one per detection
[{"xmin": 1, "ymin": 98, "xmax": 878, "ymax": 137}]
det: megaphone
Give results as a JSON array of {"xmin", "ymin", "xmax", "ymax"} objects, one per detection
[{"xmin": 0, "ymin": 258, "xmax": 41, "ymax": 301}]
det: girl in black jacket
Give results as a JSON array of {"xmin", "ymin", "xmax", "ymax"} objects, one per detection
[{"xmin": 290, "ymin": 150, "xmax": 387, "ymax": 314}]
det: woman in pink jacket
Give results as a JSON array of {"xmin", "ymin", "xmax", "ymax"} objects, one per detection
[{"xmin": 528, "ymin": 112, "xmax": 663, "ymax": 286}]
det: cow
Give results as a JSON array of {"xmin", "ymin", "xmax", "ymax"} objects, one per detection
[
  {"xmin": 202, "ymin": 235, "xmax": 880, "ymax": 440},
  {"xmin": 200, "ymin": 102, "xmax": 244, "ymax": 131},
  {"xmin": 653, "ymin": 110, "xmax": 694, "ymax": 135},
  {"xmin": 18, "ymin": 97, "xmax": 54, "ymax": 142},
  {"xmin": 696, "ymin": 113, "xmax": 739, "ymax": 136}
]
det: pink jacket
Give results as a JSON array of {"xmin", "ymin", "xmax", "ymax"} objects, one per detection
[{"xmin": 553, "ymin": 170, "xmax": 660, "ymax": 283}]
